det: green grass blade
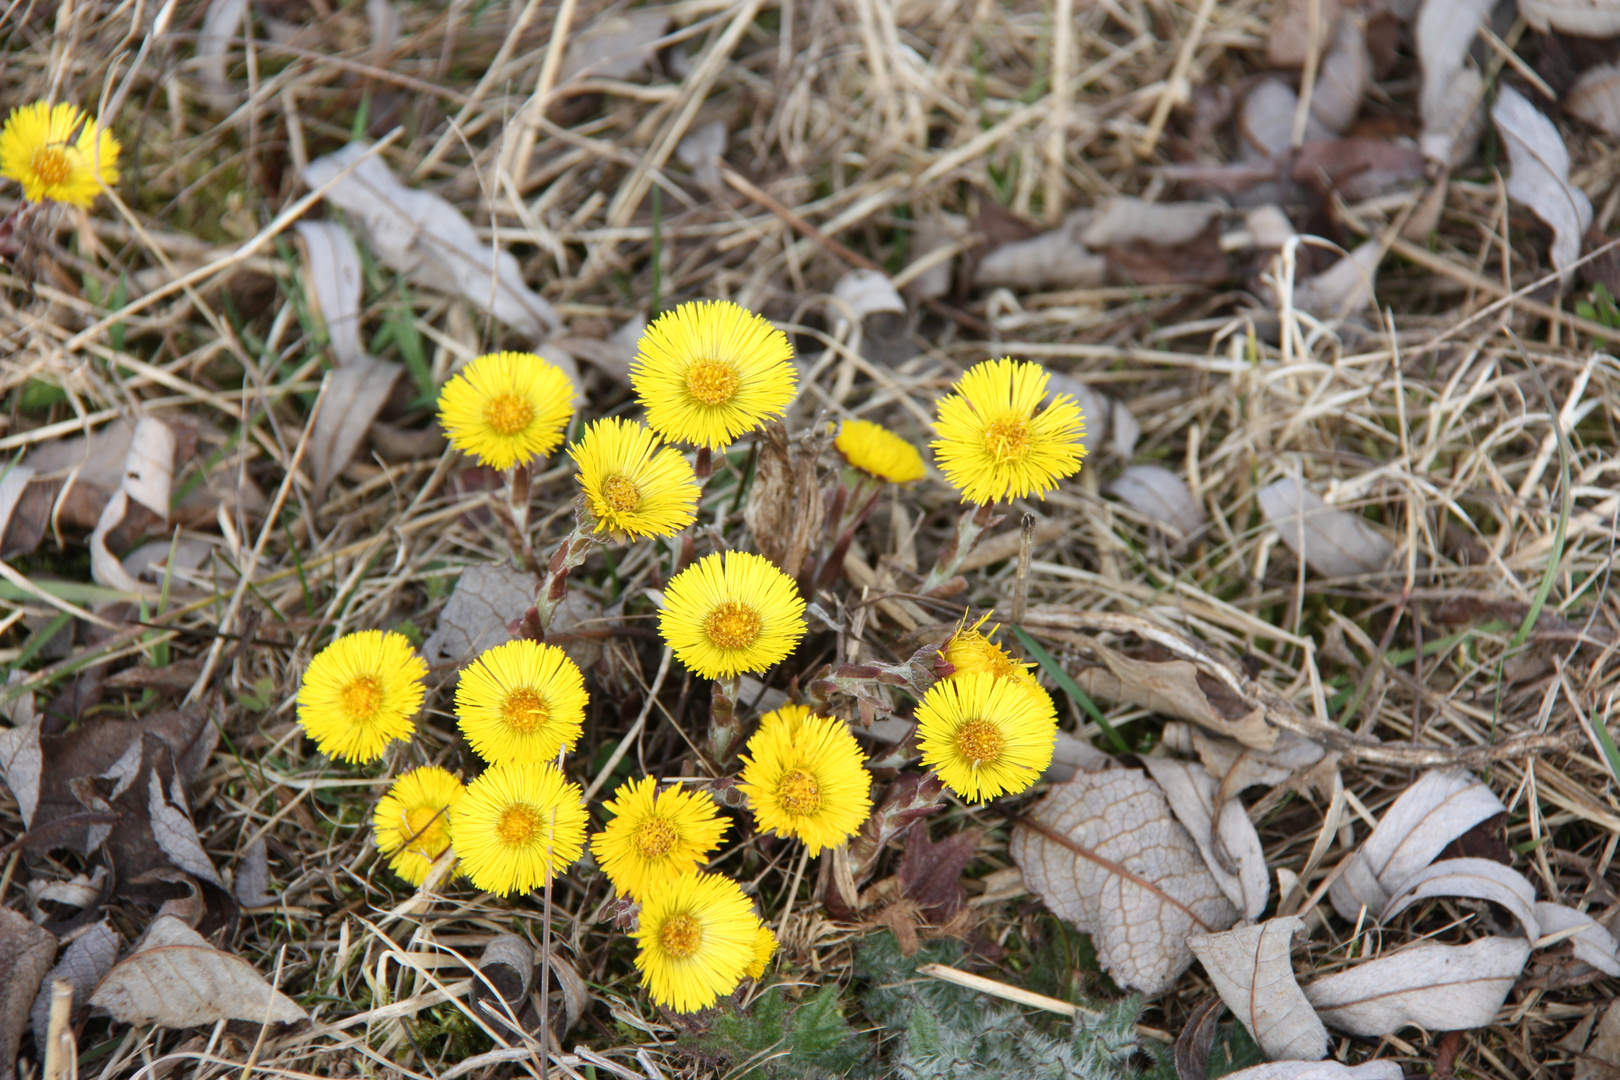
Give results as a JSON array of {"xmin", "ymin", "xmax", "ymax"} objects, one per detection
[{"xmin": 1011, "ymin": 625, "xmax": 1130, "ymax": 755}]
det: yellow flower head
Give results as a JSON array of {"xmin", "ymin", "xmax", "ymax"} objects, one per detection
[
  {"xmin": 373, "ymin": 766, "xmax": 464, "ymax": 885},
  {"xmin": 591, "ymin": 776, "xmax": 730, "ymax": 900},
  {"xmin": 450, "ymin": 762, "xmax": 587, "ymax": 896},
  {"xmin": 571, "ymin": 417, "xmax": 700, "ymax": 540},
  {"xmin": 0, "ymin": 101, "xmax": 119, "ymax": 208},
  {"xmin": 437, "ymin": 351, "xmax": 575, "ymax": 470},
  {"xmin": 916, "ymin": 672, "xmax": 1057, "ymax": 802},
  {"xmin": 942, "ymin": 612, "xmax": 1041, "ymax": 692},
  {"xmin": 630, "ymin": 300, "xmax": 797, "ymax": 450},
  {"xmin": 931, "ymin": 358, "xmax": 1085, "ymax": 505},
  {"xmin": 659, "ymin": 551, "xmax": 807, "ymax": 679},
  {"xmin": 739, "ymin": 705, "xmax": 872, "ymax": 855},
  {"xmin": 745, "ymin": 921, "xmax": 779, "ymax": 980},
  {"xmin": 297, "ymin": 630, "xmax": 428, "ymax": 763},
  {"xmin": 634, "ymin": 871, "xmax": 758, "ymax": 1012},
  {"xmin": 455, "ymin": 640, "xmax": 588, "ymax": 766},
  {"xmin": 835, "ymin": 419, "xmax": 926, "ymax": 484}
]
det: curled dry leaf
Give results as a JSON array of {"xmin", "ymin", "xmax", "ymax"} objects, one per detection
[
  {"xmin": 1221, "ymin": 1063, "xmax": 1402, "ymax": 1080},
  {"xmin": 1416, "ymin": 0, "xmax": 1492, "ymax": 164},
  {"xmin": 1239, "ymin": 81, "xmax": 1330, "ymax": 159},
  {"xmin": 1287, "ymin": 240, "xmax": 1382, "ymax": 319},
  {"xmin": 1139, "ymin": 756, "xmax": 1269, "ymax": 920},
  {"xmin": 90, "ymin": 915, "xmax": 306, "ymax": 1029},
  {"xmin": 1381, "ymin": 857, "xmax": 1540, "ymax": 940},
  {"xmin": 1519, "ymin": 0, "xmax": 1620, "ymax": 37},
  {"xmin": 295, "ymin": 221, "xmax": 364, "ymax": 364},
  {"xmin": 974, "ymin": 211, "xmax": 1106, "ymax": 291},
  {"xmin": 1107, "ymin": 465, "xmax": 1206, "ymax": 537},
  {"xmin": 1568, "ymin": 63, "xmax": 1620, "ymax": 138},
  {"xmin": 1310, "ymin": 15, "xmax": 1369, "ymax": 134},
  {"xmin": 1257, "ymin": 479, "xmax": 1395, "ymax": 579},
  {"xmin": 196, "ymin": 0, "xmax": 251, "ymax": 102},
  {"xmin": 90, "ymin": 416, "xmax": 176, "ymax": 594},
  {"xmin": 1535, "ymin": 902, "xmax": 1620, "ymax": 976},
  {"xmin": 1493, "ymin": 87, "xmax": 1593, "ymax": 286},
  {"xmin": 908, "ymin": 212, "xmax": 967, "ymax": 299},
  {"xmin": 1162, "ymin": 722, "xmax": 1325, "ymax": 798},
  {"xmin": 1111, "ymin": 400, "xmax": 1141, "ymax": 459},
  {"xmin": 309, "ymin": 353, "xmax": 404, "ymax": 501},
  {"xmin": 1010, "ymin": 768, "xmax": 1239, "ymax": 996},
  {"xmin": 29, "ymin": 920, "xmax": 119, "ymax": 1051},
  {"xmin": 1329, "ymin": 769, "xmax": 1506, "ymax": 922},
  {"xmin": 234, "ymin": 836, "xmax": 277, "ymax": 909},
  {"xmin": 0, "ymin": 907, "xmax": 56, "ymax": 1080},
  {"xmin": 1188, "ymin": 917, "xmax": 1328, "ymax": 1061},
  {"xmin": 1302, "ymin": 935, "xmax": 1530, "ymax": 1036}
]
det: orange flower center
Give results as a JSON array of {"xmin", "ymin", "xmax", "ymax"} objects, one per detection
[
  {"xmin": 496, "ymin": 803, "xmax": 542, "ymax": 847},
  {"xmin": 955, "ymin": 719, "xmax": 1005, "ymax": 766},
  {"xmin": 31, "ymin": 145, "xmax": 72, "ymax": 188},
  {"xmin": 685, "ymin": 358, "xmax": 740, "ymax": 406},
  {"xmin": 339, "ymin": 675, "xmax": 382, "ymax": 722},
  {"xmin": 777, "ymin": 769, "xmax": 822, "ymax": 816},
  {"xmin": 501, "ymin": 687, "xmax": 549, "ymax": 733},
  {"xmin": 633, "ymin": 817, "xmax": 678, "ymax": 859},
  {"xmin": 403, "ymin": 805, "xmax": 448, "ymax": 856},
  {"xmin": 602, "ymin": 474, "xmax": 641, "ymax": 513},
  {"xmin": 484, "ymin": 392, "xmax": 535, "ymax": 436},
  {"xmin": 659, "ymin": 913, "xmax": 703, "ymax": 958},
  {"xmin": 983, "ymin": 415, "xmax": 1031, "ymax": 463},
  {"xmin": 704, "ymin": 601, "xmax": 762, "ymax": 650}
]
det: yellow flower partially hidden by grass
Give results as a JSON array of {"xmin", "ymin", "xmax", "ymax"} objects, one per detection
[
  {"xmin": 659, "ymin": 551, "xmax": 806, "ymax": 679},
  {"xmin": 0, "ymin": 101, "xmax": 119, "ymax": 207},
  {"xmin": 943, "ymin": 612, "xmax": 1041, "ymax": 692},
  {"xmin": 297, "ymin": 630, "xmax": 428, "ymax": 763},
  {"xmin": 835, "ymin": 419, "xmax": 926, "ymax": 483},
  {"xmin": 739, "ymin": 705, "xmax": 871, "ymax": 855},
  {"xmin": 571, "ymin": 417, "xmax": 699, "ymax": 539},
  {"xmin": 916, "ymin": 672, "xmax": 1057, "ymax": 803},
  {"xmin": 373, "ymin": 766, "xmax": 464, "ymax": 885},
  {"xmin": 591, "ymin": 776, "xmax": 729, "ymax": 900},
  {"xmin": 932, "ymin": 357, "xmax": 1085, "ymax": 505},
  {"xmin": 630, "ymin": 300, "xmax": 797, "ymax": 450},
  {"xmin": 634, "ymin": 871, "xmax": 758, "ymax": 1012},
  {"xmin": 745, "ymin": 921, "xmax": 778, "ymax": 980},
  {"xmin": 450, "ymin": 762, "xmax": 587, "ymax": 896},
  {"xmin": 455, "ymin": 640, "xmax": 587, "ymax": 765},
  {"xmin": 437, "ymin": 351, "xmax": 575, "ymax": 470}
]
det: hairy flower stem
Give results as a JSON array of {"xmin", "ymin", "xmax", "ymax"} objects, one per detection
[
  {"xmin": 532, "ymin": 502, "xmax": 598, "ymax": 631},
  {"xmin": 707, "ymin": 673, "xmax": 742, "ymax": 767},
  {"xmin": 920, "ymin": 502, "xmax": 1001, "ymax": 595},
  {"xmin": 507, "ymin": 462, "xmax": 541, "ymax": 575}
]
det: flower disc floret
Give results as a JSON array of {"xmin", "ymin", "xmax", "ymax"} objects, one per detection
[
  {"xmin": 591, "ymin": 776, "xmax": 730, "ymax": 899},
  {"xmin": 571, "ymin": 417, "xmax": 700, "ymax": 539},
  {"xmin": 297, "ymin": 630, "xmax": 428, "ymax": 763},
  {"xmin": 437, "ymin": 351, "xmax": 575, "ymax": 469},
  {"xmin": 373, "ymin": 766, "xmax": 464, "ymax": 885},
  {"xmin": 931, "ymin": 358, "xmax": 1085, "ymax": 505},
  {"xmin": 739, "ymin": 706, "xmax": 872, "ymax": 854},
  {"xmin": 0, "ymin": 101, "xmax": 119, "ymax": 207},
  {"xmin": 450, "ymin": 762, "xmax": 587, "ymax": 895},
  {"xmin": 915, "ymin": 672, "xmax": 1058, "ymax": 802},
  {"xmin": 630, "ymin": 300, "xmax": 797, "ymax": 450},
  {"xmin": 633, "ymin": 871, "xmax": 758, "ymax": 1012},
  {"xmin": 659, "ymin": 551, "xmax": 807, "ymax": 678},
  {"xmin": 835, "ymin": 419, "xmax": 926, "ymax": 483},
  {"xmin": 455, "ymin": 640, "xmax": 587, "ymax": 765}
]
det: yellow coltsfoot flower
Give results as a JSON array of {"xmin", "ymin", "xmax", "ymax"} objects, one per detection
[
  {"xmin": 373, "ymin": 766, "xmax": 464, "ymax": 885},
  {"xmin": 633, "ymin": 871, "xmax": 758, "ymax": 1012},
  {"xmin": 630, "ymin": 300, "xmax": 797, "ymax": 450},
  {"xmin": 0, "ymin": 101, "xmax": 119, "ymax": 207},
  {"xmin": 571, "ymin": 417, "xmax": 700, "ymax": 539},
  {"xmin": 915, "ymin": 672, "xmax": 1057, "ymax": 803},
  {"xmin": 931, "ymin": 357, "xmax": 1085, "ymax": 505},
  {"xmin": 437, "ymin": 351, "xmax": 575, "ymax": 470},
  {"xmin": 745, "ymin": 920, "xmax": 779, "ymax": 980},
  {"xmin": 450, "ymin": 762, "xmax": 587, "ymax": 896},
  {"xmin": 658, "ymin": 550, "xmax": 806, "ymax": 679},
  {"xmin": 455, "ymin": 640, "xmax": 588, "ymax": 765},
  {"xmin": 834, "ymin": 418, "xmax": 926, "ymax": 484},
  {"xmin": 296, "ymin": 630, "xmax": 428, "ymax": 763},
  {"xmin": 739, "ymin": 705, "xmax": 872, "ymax": 855},
  {"xmin": 591, "ymin": 776, "xmax": 729, "ymax": 900}
]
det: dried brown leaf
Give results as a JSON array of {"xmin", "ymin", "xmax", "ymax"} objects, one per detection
[
  {"xmin": 1108, "ymin": 465, "xmax": 1206, "ymax": 537},
  {"xmin": 29, "ymin": 921, "xmax": 119, "ymax": 1051},
  {"xmin": 1301, "ymin": 936, "xmax": 1529, "ymax": 1036},
  {"xmin": 898, "ymin": 823, "xmax": 981, "ymax": 917},
  {"xmin": 1381, "ymin": 857, "xmax": 1540, "ymax": 939},
  {"xmin": 1267, "ymin": 0, "xmax": 1344, "ymax": 66},
  {"xmin": 0, "ymin": 908, "xmax": 56, "ymax": 1080},
  {"xmin": 1577, "ymin": 1000, "xmax": 1620, "ymax": 1080},
  {"xmin": 1189, "ymin": 917, "xmax": 1328, "ymax": 1061},
  {"xmin": 1069, "ymin": 638, "xmax": 1278, "ymax": 750},
  {"xmin": 1221, "ymin": 1064, "xmax": 1402, "ymax": 1080},
  {"xmin": 744, "ymin": 424, "xmax": 824, "ymax": 580},
  {"xmin": 1535, "ymin": 903, "xmax": 1620, "ymax": 976},
  {"xmin": 1493, "ymin": 87, "xmax": 1592, "ymax": 286},
  {"xmin": 294, "ymin": 220, "xmax": 364, "ymax": 364},
  {"xmin": 1257, "ymin": 479, "xmax": 1395, "ymax": 578},
  {"xmin": 309, "ymin": 354, "xmax": 404, "ymax": 500}
]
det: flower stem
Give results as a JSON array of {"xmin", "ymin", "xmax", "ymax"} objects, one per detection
[
  {"xmin": 532, "ymin": 499, "xmax": 597, "ymax": 631},
  {"xmin": 707, "ymin": 673, "xmax": 742, "ymax": 767},
  {"xmin": 920, "ymin": 502, "xmax": 1000, "ymax": 595},
  {"xmin": 508, "ymin": 462, "xmax": 541, "ymax": 575}
]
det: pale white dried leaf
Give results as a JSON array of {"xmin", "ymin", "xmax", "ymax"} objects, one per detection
[
  {"xmin": 366, "ymin": 0, "xmax": 400, "ymax": 56},
  {"xmin": 27, "ymin": 870, "xmax": 105, "ymax": 921},
  {"xmin": 30, "ymin": 921, "xmax": 119, "ymax": 1049},
  {"xmin": 309, "ymin": 355, "xmax": 403, "ymax": 500},
  {"xmin": 0, "ymin": 465, "xmax": 36, "ymax": 551},
  {"xmin": 1310, "ymin": 16, "xmax": 1369, "ymax": 133},
  {"xmin": 1328, "ymin": 769, "xmax": 1506, "ymax": 922},
  {"xmin": 1302, "ymin": 936, "xmax": 1529, "ymax": 1036},
  {"xmin": 1417, "ymin": 0, "xmax": 1492, "ymax": 163},
  {"xmin": 1535, "ymin": 902, "xmax": 1620, "ymax": 976},
  {"xmin": 831, "ymin": 268, "xmax": 906, "ymax": 324},
  {"xmin": 675, "ymin": 120, "xmax": 727, "ymax": 190},
  {"xmin": 1188, "ymin": 917, "xmax": 1328, "ymax": 1061},
  {"xmin": 908, "ymin": 212, "xmax": 967, "ymax": 299},
  {"xmin": 1421, "ymin": 67, "xmax": 1486, "ymax": 168},
  {"xmin": 1081, "ymin": 197, "xmax": 1222, "ymax": 250},
  {"xmin": 1247, "ymin": 205, "xmax": 1297, "ymax": 249},
  {"xmin": 1289, "ymin": 240, "xmax": 1382, "ymax": 318},
  {"xmin": 1568, "ymin": 63, "xmax": 1620, "ymax": 138},
  {"xmin": 302, "ymin": 143, "xmax": 563, "ymax": 339},
  {"xmin": 561, "ymin": 8, "xmax": 672, "ymax": 81},
  {"xmin": 90, "ymin": 492, "xmax": 147, "ymax": 594},
  {"xmin": 1239, "ymin": 81, "xmax": 1330, "ymax": 159},
  {"xmin": 235, "ymin": 837, "xmax": 276, "ymax": 909},
  {"xmin": 1140, "ymin": 757, "xmax": 1269, "ymax": 920},
  {"xmin": 91, "ymin": 915, "xmax": 307, "ymax": 1028},
  {"xmin": 148, "ymin": 770, "xmax": 223, "ymax": 887},
  {"xmin": 1041, "ymin": 729, "xmax": 1114, "ymax": 782},
  {"xmin": 974, "ymin": 213, "xmax": 1106, "ymax": 291},
  {"xmin": 1267, "ymin": 0, "xmax": 1345, "ymax": 67},
  {"xmin": 0, "ymin": 712, "xmax": 40, "ymax": 829},
  {"xmin": 294, "ymin": 221, "xmax": 365, "ymax": 365},
  {"xmin": 122, "ymin": 417, "xmax": 176, "ymax": 519},
  {"xmin": 1382, "ymin": 857, "xmax": 1539, "ymax": 939},
  {"xmin": 1161, "ymin": 723, "xmax": 1325, "ymax": 795},
  {"xmin": 1258, "ymin": 478, "xmax": 1394, "ymax": 579},
  {"xmin": 1111, "ymin": 400, "xmax": 1140, "ymax": 459},
  {"xmin": 1493, "ymin": 87, "xmax": 1593, "ymax": 286},
  {"xmin": 1518, "ymin": 0, "xmax": 1620, "ymax": 37},
  {"xmin": 423, "ymin": 564, "xmax": 533, "ymax": 666},
  {"xmin": 1221, "ymin": 1063, "xmax": 1402, "ymax": 1080},
  {"xmin": 1107, "ymin": 465, "xmax": 1205, "ymax": 537},
  {"xmin": 23, "ymin": 420, "xmax": 135, "ymax": 491},
  {"xmin": 1009, "ymin": 768, "xmax": 1239, "ymax": 996},
  {"xmin": 196, "ymin": 0, "xmax": 250, "ymax": 102}
]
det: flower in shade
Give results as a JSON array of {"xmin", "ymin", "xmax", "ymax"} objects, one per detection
[
  {"xmin": 591, "ymin": 776, "xmax": 730, "ymax": 900},
  {"xmin": 297, "ymin": 630, "xmax": 428, "ymax": 763},
  {"xmin": 931, "ymin": 357, "xmax": 1085, "ymax": 505},
  {"xmin": 0, "ymin": 101, "xmax": 119, "ymax": 207},
  {"xmin": 630, "ymin": 300, "xmax": 797, "ymax": 450},
  {"xmin": 571, "ymin": 417, "xmax": 699, "ymax": 539},
  {"xmin": 744, "ymin": 921, "xmax": 778, "ymax": 980},
  {"xmin": 835, "ymin": 418, "xmax": 926, "ymax": 484},
  {"xmin": 437, "ymin": 351, "xmax": 575, "ymax": 470},
  {"xmin": 633, "ymin": 871, "xmax": 758, "ymax": 1012},
  {"xmin": 455, "ymin": 640, "xmax": 587, "ymax": 765},
  {"xmin": 739, "ymin": 705, "xmax": 871, "ymax": 855},
  {"xmin": 450, "ymin": 762, "xmax": 587, "ymax": 895},
  {"xmin": 915, "ymin": 672, "xmax": 1057, "ymax": 802},
  {"xmin": 658, "ymin": 551, "xmax": 806, "ymax": 679},
  {"xmin": 373, "ymin": 766, "xmax": 464, "ymax": 885}
]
